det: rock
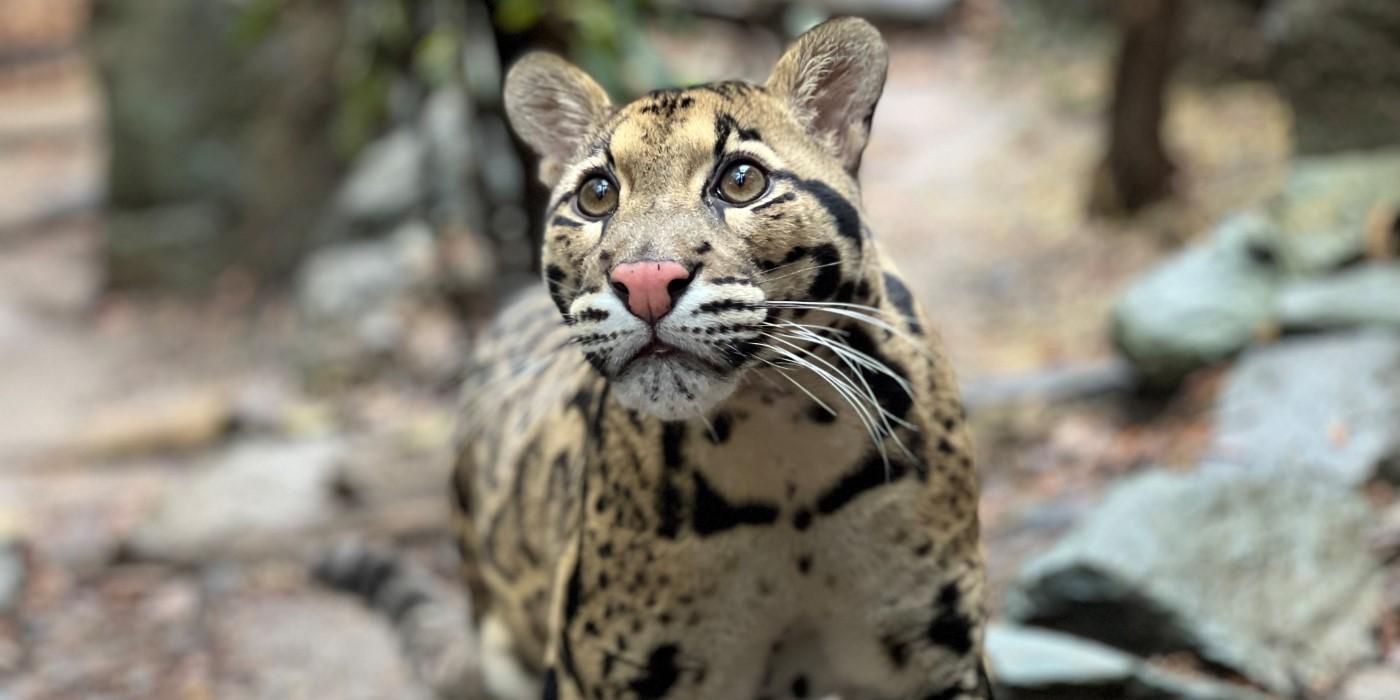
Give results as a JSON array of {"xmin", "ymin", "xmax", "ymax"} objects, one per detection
[
  {"xmin": 336, "ymin": 128, "xmax": 425, "ymax": 226},
  {"xmin": 1278, "ymin": 265, "xmax": 1400, "ymax": 331},
  {"xmin": 421, "ymin": 87, "xmax": 483, "ymax": 230},
  {"xmin": 1259, "ymin": 150, "xmax": 1400, "ymax": 275},
  {"xmin": 1211, "ymin": 330, "xmax": 1400, "ymax": 485},
  {"xmin": 212, "ymin": 592, "xmax": 432, "ymax": 700},
  {"xmin": 1007, "ymin": 468, "xmax": 1384, "ymax": 695},
  {"xmin": 987, "ymin": 623, "xmax": 1269, "ymax": 700},
  {"xmin": 298, "ymin": 220, "xmax": 435, "ymax": 323},
  {"xmin": 127, "ymin": 439, "xmax": 346, "ymax": 561},
  {"xmin": 1337, "ymin": 667, "xmax": 1400, "ymax": 700},
  {"xmin": 1112, "ymin": 212, "xmax": 1280, "ymax": 383},
  {"xmin": 1112, "ymin": 149, "xmax": 1400, "ymax": 383}
]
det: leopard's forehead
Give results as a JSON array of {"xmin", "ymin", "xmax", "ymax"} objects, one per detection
[{"xmin": 571, "ymin": 82, "xmax": 806, "ymax": 191}]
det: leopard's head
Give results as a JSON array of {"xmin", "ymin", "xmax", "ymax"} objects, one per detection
[{"xmin": 505, "ymin": 18, "xmax": 889, "ymax": 420}]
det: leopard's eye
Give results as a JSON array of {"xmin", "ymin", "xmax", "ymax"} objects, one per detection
[
  {"xmin": 716, "ymin": 160, "xmax": 769, "ymax": 205},
  {"xmin": 576, "ymin": 176, "xmax": 618, "ymax": 218}
]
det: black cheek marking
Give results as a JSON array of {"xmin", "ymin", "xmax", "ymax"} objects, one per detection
[
  {"xmin": 629, "ymin": 644, "xmax": 682, "ymax": 698},
  {"xmin": 927, "ymin": 583, "xmax": 973, "ymax": 655},
  {"xmin": 807, "ymin": 244, "xmax": 842, "ymax": 299},
  {"xmin": 692, "ymin": 471, "xmax": 779, "ymax": 536},
  {"xmin": 844, "ymin": 326, "xmax": 913, "ymax": 420},
  {"xmin": 776, "ymin": 172, "xmax": 863, "ymax": 245},
  {"xmin": 796, "ymin": 555, "xmax": 812, "ymax": 574},
  {"xmin": 751, "ymin": 191, "xmax": 796, "ymax": 213},
  {"xmin": 815, "ymin": 453, "xmax": 910, "ymax": 515},
  {"xmin": 542, "ymin": 668, "xmax": 559, "ymax": 700},
  {"xmin": 792, "ymin": 509, "xmax": 812, "ymax": 530},
  {"xmin": 792, "ymin": 674, "xmax": 810, "ymax": 698},
  {"xmin": 695, "ymin": 241, "xmax": 712, "ymax": 255},
  {"xmin": 599, "ymin": 250, "xmax": 613, "ymax": 264},
  {"xmin": 662, "ymin": 423, "xmax": 686, "ymax": 467},
  {"xmin": 707, "ymin": 412, "xmax": 732, "ymax": 444},
  {"xmin": 882, "ymin": 633, "xmax": 910, "ymax": 669},
  {"xmin": 545, "ymin": 265, "xmax": 571, "ymax": 315},
  {"xmin": 884, "ymin": 272, "xmax": 924, "ymax": 335},
  {"xmin": 552, "ymin": 215, "xmax": 584, "ymax": 229},
  {"xmin": 808, "ymin": 403, "xmax": 837, "ymax": 423}
]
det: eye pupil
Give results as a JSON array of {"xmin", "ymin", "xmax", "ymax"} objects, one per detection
[
  {"xmin": 717, "ymin": 160, "xmax": 768, "ymax": 205},
  {"xmin": 576, "ymin": 175, "xmax": 618, "ymax": 218}
]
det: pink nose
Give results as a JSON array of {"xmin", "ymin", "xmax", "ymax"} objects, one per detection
[{"xmin": 609, "ymin": 260, "xmax": 692, "ymax": 324}]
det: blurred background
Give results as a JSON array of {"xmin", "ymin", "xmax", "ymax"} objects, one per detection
[{"xmin": 1, "ymin": 0, "xmax": 1398, "ymax": 698}]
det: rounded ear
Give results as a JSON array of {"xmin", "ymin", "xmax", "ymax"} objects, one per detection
[
  {"xmin": 504, "ymin": 52, "xmax": 612, "ymax": 186},
  {"xmin": 766, "ymin": 18, "xmax": 889, "ymax": 174}
]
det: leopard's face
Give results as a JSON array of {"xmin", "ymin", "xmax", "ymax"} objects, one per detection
[{"xmin": 506, "ymin": 24, "xmax": 887, "ymax": 420}]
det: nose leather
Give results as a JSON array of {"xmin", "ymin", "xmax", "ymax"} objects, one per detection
[{"xmin": 610, "ymin": 261, "xmax": 690, "ymax": 323}]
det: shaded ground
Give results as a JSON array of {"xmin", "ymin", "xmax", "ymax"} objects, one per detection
[{"xmin": 0, "ymin": 17, "xmax": 1290, "ymax": 698}]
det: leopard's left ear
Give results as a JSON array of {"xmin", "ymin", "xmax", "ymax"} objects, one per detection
[{"xmin": 766, "ymin": 17, "xmax": 888, "ymax": 174}]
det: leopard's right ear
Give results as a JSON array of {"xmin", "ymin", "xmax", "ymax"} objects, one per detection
[{"xmin": 504, "ymin": 52, "xmax": 613, "ymax": 187}]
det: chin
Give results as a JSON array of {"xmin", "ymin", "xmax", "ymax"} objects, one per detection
[{"xmin": 610, "ymin": 355, "xmax": 740, "ymax": 420}]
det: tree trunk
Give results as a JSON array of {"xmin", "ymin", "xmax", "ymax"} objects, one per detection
[{"xmin": 1091, "ymin": 0, "xmax": 1186, "ymax": 216}]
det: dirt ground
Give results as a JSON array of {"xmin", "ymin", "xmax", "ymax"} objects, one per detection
[{"xmin": 0, "ymin": 20, "xmax": 1291, "ymax": 699}]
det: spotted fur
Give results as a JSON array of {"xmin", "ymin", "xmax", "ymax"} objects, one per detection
[{"xmin": 455, "ymin": 18, "xmax": 990, "ymax": 700}]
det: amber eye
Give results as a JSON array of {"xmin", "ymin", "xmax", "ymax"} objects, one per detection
[
  {"xmin": 716, "ymin": 160, "xmax": 769, "ymax": 204},
  {"xmin": 576, "ymin": 176, "xmax": 618, "ymax": 218}
]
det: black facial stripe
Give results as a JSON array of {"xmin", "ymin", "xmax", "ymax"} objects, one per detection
[
  {"xmin": 707, "ymin": 276, "xmax": 754, "ymax": 286},
  {"xmin": 772, "ymin": 171, "xmax": 863, "ymax": 245},
  {"xmin": 696, "ymin": 299, "xmax": 753, "ymax": 314},
  {"xmin": 545, "ymin": 265, "xmax": 571, "ymax": 315},
  {"xmin": 552, "ymin": 216, "xmax": 584, "ymax": 229},
  {"xmin": 751, "ymin": 191, "xmax": 796, "ymax": 212},
  {"xmin": 844, "ymin": 324, "xmax": 914, "ymax": 421},
  {"xmin": 883, "ymin": 272, "xmax": 924, "ymax": 335},
  {"xmin": 758, "ymin": 245, "xmax": 808, "ymax": 272},
  {"xmin": 571, "ymin": 308, "xmax": 610, "ymax": 323},
  {"xmin": 713, "ymin": 113, "xmax": 762, "ymax": 160},
  {"xmin": 808, "ymin": 244, "xmax": 842, "ymax": 300}
]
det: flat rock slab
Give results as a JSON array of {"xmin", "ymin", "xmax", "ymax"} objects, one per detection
[
  {"xmin": 1278, "ymin": 265, "xmax": 1400, "ymax": 332},
  {"xmin": 126, "ymin": 439, "xmax": 346, "ymax": 562},
  {"xmin": 212, "ymin": 591, "xmax": 431, "ymax": 700},
  {"xmin": 1111, "ymin": 212, "xmax": 1280, "ymax": 384},
  {"xmin": 1211, "ymin": 330, "xmax": 1400, "ymax": 485},
  {"xmin": 987, "ymin": 623, "xmax": 1270, "ymax": 700},
  {"xmin": 1006, "ymin": 468, "xmax": 1383, "ymax": 695}
]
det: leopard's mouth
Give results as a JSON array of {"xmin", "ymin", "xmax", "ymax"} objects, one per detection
[{"xmin": 619, "ymin": 338, "xmax": 724, "ymax": 377}]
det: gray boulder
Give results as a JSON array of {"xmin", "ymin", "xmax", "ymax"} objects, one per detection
[
  {"xmin": 336, "ymin": 128, "xmax": 426, "ymax": 227},
  {"xmin": 987, "ymin": 624, "xmax": 1270, "ymax": 700},
  {"xmin": 127, "ymin": 439, "xmax": 346, "ymax": 561},
  {"xmin": 1007, "ymin": 468, "xmax": 1383, "ymax": 696},
  {"xmin": 1112, "ymin": 212, "xmax": 1280, "ymax": 384},
  {"xmin": 1211, "ymin": 330, "xmax": 1400, "ymax": 485},
  {"xmin": 1278, "ymin": 265, "xmax": 1400, "ymax": 332},
  {"xmin": 1258, "ymin": 150, "xmax": 1400, "ymax": 275},
  {"xmin": 1112, "ymin": 150, "xmax": 1400, "ymax": 383}
]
